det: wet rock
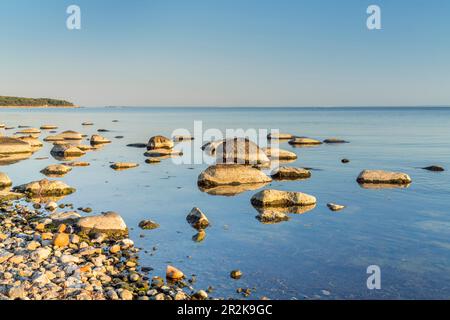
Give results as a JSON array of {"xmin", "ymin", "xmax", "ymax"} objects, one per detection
[
  {"xmin": 214, "ymin": 138, "xmax": 270, "ymax": 165},
  {"xmin": 63, "ymin": 161, "xmax": 90, "ymax": 167},
  {"xmin": 40, "ymin": 164, "xmax": 72, "ymax": 176},
  {"xmin": 192, "ymin": 230, "xmax": 206, "ymax": 242},
  {"xmin": 13, "ymin": 179, "xmax": 75, "ymax": 196},
  {"xmin": 166, "ymin": 265, "xmax": 184, "ymax": 280},
  {"xmin": 138, "ymin": 220, "xmax": 160, "ymax": 230},
  {"xmin": 323, "ymin": 138, "xmax": 349, "ymax": 144},
  {"xmin": 145, "ymin": 158, "xmax": 161, "ymax": 164},
  {"xmin": 230, "ymin": 270, "xmax": 243, "ymax": 279},
  {"xmin": 45, "ymin": 130, "xmax": 83, "ymax": 142},
  {"xmin": 110, "ymin": 162, "xmax": 139, "ymax": 170},
  {"xmin": 126, "ymin": 143, "xmax": 147, "ymax": 148},
  {"xmin": 45, "ymin": 201, "xmax": 58, "ymax": 211},
  {"xmin": 327, "ymin": 203, "xmax": 346, "ymax": 211},
  {"xmin": 0, "ymin": 249, "xmax": 13, "ymax": 263},
  {"xmin": 341, "ymin": 158, "xmax": 350, "ymax": 164},
  {"xmin": 0, "ymin": 172, "xmax": 12, "ymax": 188},
  {"xmin": 16, "ymin": 135, "xmax": 43, "ymax": 147},
  {"xmin": 90, "ymin": 134, "xmax": 111, "ymax": 145},
  {"xmin": 173, "ymin": 135, "xmax": 194, "ymax": 142},
  {"xmin": 357, "ymin": 170, "xmax": 412, "ymax": 185},
  {"xmin": 267, "ymin": 133, "xmax": 293, "ymax": 140},
  {"xmin": 76, "ymin": 212, "xmax": 128, "ymax": 236},
  {"xmin": 251, "ymin": 189, "xmax": 317, "ymax": 207},
  {"xmin": 147, "ymin": 135, "xmax": 174, "ymax": 150},
  {"xmin": 198, "ymin": 164, "xmax": 272, "ymax": 187},
  {"xmin": 288, "ymin": 137, "xmax": 322, "ymax": 146},
  {"xmin": 198, "ymin": 182, "xmax": 269, "ymax": 197},
  {"xmin": 192, "ymin": 290, "xmax": 208, "ymax": 300},
  {"xmin": 82, "ymin": 122, "xmax": 93, "ymax": 126},
  {"xmin": 422, "ymin": 165, "xmax": 445, "ymax": 172},
  {"xmin": 144, "ymin": 149, "xmax": 183, "ymax": 157},
  {"xmin": 0, "ymin": 137, "xmax": 33, "ymax": 154},
  {"xmin": 16, "ymin": 127, "xmax": 41, "ymax": 135},
  {"xmin": 271, "ymin": 167, "xmax": 311, "ymax": 180},
  {"xmin": 262, "ymin": 147, "xmax": 297, "ymax": 161},
  {"xmin": 186, "ymin": 207, "xmax": 210, "ymax": 230},
  {"xmin": 255, "ymin": 209, "xmax": 290, "ymax": 224},
  {"xmin": 51, "ymin": 144, "xmax": 85, "ymax": 157}
]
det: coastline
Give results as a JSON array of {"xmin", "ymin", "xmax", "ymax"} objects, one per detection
[{"xmin": 0, "ymin": 105, "xmax": 80, "ymax": 109}]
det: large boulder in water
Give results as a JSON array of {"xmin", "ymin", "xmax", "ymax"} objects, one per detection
[
  {"xmin": 271, "ymin": 167, "xmax": 311, "ymax": 180},
  {"xmin": 0, "ymin": 137, "xmax": 32, "ymax": 154},
  {"xmin": 13, "ymin": 179, "xmax": 76, "ymax": 196},
  {"xmin": 198, "ymin": 164, "xmax": 272, "ymax": 187},
  {"xmin": 357, "ymin": 170, "xmax": 412, "ymax": 185},
  {"xmin": 76, "ymin": 212, "xmax": 128, "ymax": 236},
  {"xmin": 251, "ymin": 189, "xmax": 317, "ymax": 207},
  {"xmin": 51, "ymin": 144, "xmax": 85, "ymax": 157},
  {"xmin": 213, "ymin": 138, "xmax": 270, "ymax": 165},
  {"xmin": 90, "ymin": 134, "xmax": 111, "ymax": 145},
  {"xmin": 147, "ymin": 135, "xmax": 174, "ymax": 150}
]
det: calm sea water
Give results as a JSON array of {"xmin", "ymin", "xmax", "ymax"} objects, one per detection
[{"xmin": 1, "ymin": 107, "xmax": 450, "ymax": 299}]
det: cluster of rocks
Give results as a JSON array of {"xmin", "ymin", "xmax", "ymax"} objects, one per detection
[{"xmin": 0, "ymin": 201, "xmax": 206, "ymax": 300}]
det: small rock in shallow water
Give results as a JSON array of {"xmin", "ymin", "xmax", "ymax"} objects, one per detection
[
  {"xmin": 186, "ymin": 207, "xmax": 210, "ymax": 230},
  {"xmin": 251, "ymin": 189, "xmax": 317, "ymax": 207},
  {"xmin": 166, "ymin": 265, "xmax": 184, "ymax": 280},
  {"xmin": 357, "ymin": 170, "xmax": 412, "ymax": 185},
  {"xmin": 341, "ymin": 158, "xmax": 350, "ymax": 163},
  {"xmin": 422, "ymin": 165, "xmax": 445, "ymax": 172},
  {"xmin": 230, "ymin": 270, "xmax": 243, "ymax": 279},
  {"xmin": 327, "ymin": 203, "xmax": 346, "ymax": 211},
  {"xmin": 138, "ymin": 220, "xmax": 160, "ymax": 230}
]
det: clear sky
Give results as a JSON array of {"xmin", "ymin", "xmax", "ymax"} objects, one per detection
[{"xmin": 1, "ymin": 0, "xmax": 449, "ymax": 107}]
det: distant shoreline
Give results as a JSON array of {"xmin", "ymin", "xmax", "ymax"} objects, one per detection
[{"xmin": 0, "ymin": 105, "xmax": 80, "ymax": 109}]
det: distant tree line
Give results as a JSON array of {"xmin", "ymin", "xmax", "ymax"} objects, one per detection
[{"xmin": 0, "ymin": 96, "xmax": 74, "ymax": 106}]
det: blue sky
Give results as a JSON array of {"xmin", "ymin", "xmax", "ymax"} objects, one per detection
[{"xmin": 0, "ymin": 0, "xmax": 449, "ymax": 107}]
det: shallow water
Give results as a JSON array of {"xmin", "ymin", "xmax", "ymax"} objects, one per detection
[{"xmin": 1, "ymin": 106, "xmax": 450, "ymax": 299}]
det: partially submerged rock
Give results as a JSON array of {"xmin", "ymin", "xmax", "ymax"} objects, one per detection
[
  {"xmin": 126, "ymin": 143, "xmax": 147, "ymax": 148},
  {"xmin": 357, "ymin": 170, "xmax": 412, "ymax": 185},
  {"xmin": 173, "ymin": 135, "xmax": 194, "ymax": 142},
  {"xmin": 90, "ymin": 134, "xmax": 111, "ymax": 145},
  {"xmin": 262, "ymin": 147, "xmax": 297, "ymax": 161},
  {"xmin": 147, "ymin": 135, "xmax": 174, "ymax": 150},
  {"xmin": 13, "ymin": 179, "xmax": 76, "ymax": 196},
  {"xmin": 214, "ymin": 138, "xmax": 270, "ymax": 165},
  {"xmin": 63, "ymin": 161, "xmax": 90, "ymax": 167},
  {"xmin": 0, "ymin": 190, "xmax": 24, "ymax": 202},
  {"xmin": 186, "ymin": 207, "xmax": 210, "ymax": 230},
  {"xmin": 44, "ymin": 130, "xmax": 83, "ymax": 142},
  {"xmin": 251, "ymin": 189, "xmax": 317, "ymax": 207},
  {"xmin": 138, "ymin": 220, "xmax": 160, "ymax": 230},
  {"xmin": 50, "ymin": 211, "xmax": 82, "ymax": 224},
  {"xmin": 144, "ymin": 149, "xmax": 183, "ymax": 157},
  {"xmin": 166, "ymin": 265, "xmax": 184, "ymax": 280},
  {"xmin": 267, "ymin": 133, "xmax": 293, "ymax": 140},
  {"xmin": 198, "ymin": 182, "xmax": 269, "ymax": 197},
  {"xmin": 0, "ymin": 137, "xmax": 33, "ymax": 154},
  {"xmin": 256, "ymin": 209, "xmax": 290, "ymax": 224},
  {"xmin": 76, "ymin": 212, "xmax": 128, "ymax": 236},
  {"xmin": 288, "ymin": 137, "xmax": 322, "ymax": 146},
  {"xmin": 40, "ymin": 125, "xmax": 58, "ymax": 130},
  {"xmin": 51, "ymin": 144, "xmax": 85, "ymax": 157},
  {"xmin": 110, "ymin": 162, "xmax": 139, "ymax": 170},
  {"xmin": 323, "ymin": 138, "xmax": 349, "ymax": 144},
  {"xmin": 40, "ymin": 164, "xmax": 72, "ymax": 176},
  {"xmin": 271, "ymin": 167, "xmax": 311, "ymax": 180},
  {"xmin": 327, "ymin": 203, "xmax": 346, "ymax": 211},
  {"xmin": 16, "ymin": 128, "xmax": 41, "ymax": 135},
  {"xmin": 422, "ymin": 165, "xmax": 445, "ymax": 172},
  {"xmin": 198, "ymin": 164, "xmax": 272, "ymax": 188}
]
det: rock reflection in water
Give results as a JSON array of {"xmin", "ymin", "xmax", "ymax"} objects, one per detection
[
  {"xmin": 198, "ymin": 182, "xmax": 270, "ymax": 197},
  {"xmin": 358, "ymin": 183, "xmax": 411, "ymax": 190},
  {"xmin": 253, "ymin": 204, "xmax": 316, "ymax": 224}
]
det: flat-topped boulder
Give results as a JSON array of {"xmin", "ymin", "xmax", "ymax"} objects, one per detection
[
  {"xmin": 13, "ymin": 179, "xmax": 76, "ymax": 196},
  {"xmin": 44, "ymin": 130, "xmax": 83, "ymax": 142},
  {"xmin": 16, "ymin": 128, "xmax": 41, "ymax": 135},
  {"xmin": 147, "ymin": 135, "xmax": 174, "ymax": 150},
  {"xmin": 357, "ymin": 170, "xmax": 412, "ymax": 185},
  {"xmin": 0, "ymin": 137, "xmax": 33, "ymax": 154},
  {"xmin": 40, "ymin": 125, "xmax": 58, "ymax": 130},
  {"xmin": 63, "ymin": 161, "xmax": 90, "ymax": 167},
  {"xmin": 262, "ymin": 147, "xmax": 297, "ymax": 161},
  {"xmin": 40, "ymin": 164, "xmax": 72, "ymax": 176},
  {"xmin": 76, "ymin": 212, "xmax": 128, "ymax": 236},
  {"xmin": 110, "ymin": 162, "xmax": 139, "ymax": 170},
  {"xmin": 198, "ymin": 164, "xmax": 272, "ymax": 188},
  {"xmin": 90, "ymin": 134, "xmax": 111, "ymax": 145},
  {"xmin": 51, "ymin": 144, "xmax": 85, "ymax": 157},
  {"xmin": 288, "ymin": 137, "xmax": 322, "ymax": 146},
  {"xmin": 50, "ymin": 211, "xmax": 82, "ymax": 224},
  {"xmin": 251, "ymin": 189, "xmax": 317, "ymax": 207},
  {"xmin": 0, "ymin": 172, "xmax": 12, "ymax": 188},
  {"xmin": 271, "ymin": 167, "xmax": 311, "ymax": 180},
  {"xmin": 267, "ymin": 133, "xmax": 293, "ymax": 140},
  {"xmin": 213, "ymin": 138, "xmax": 270, "ymax": 165}
]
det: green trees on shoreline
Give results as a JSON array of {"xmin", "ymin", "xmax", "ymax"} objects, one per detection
[{"xmin": 0, "ymin": 96, "xmax": 74, "ymax": 106}]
